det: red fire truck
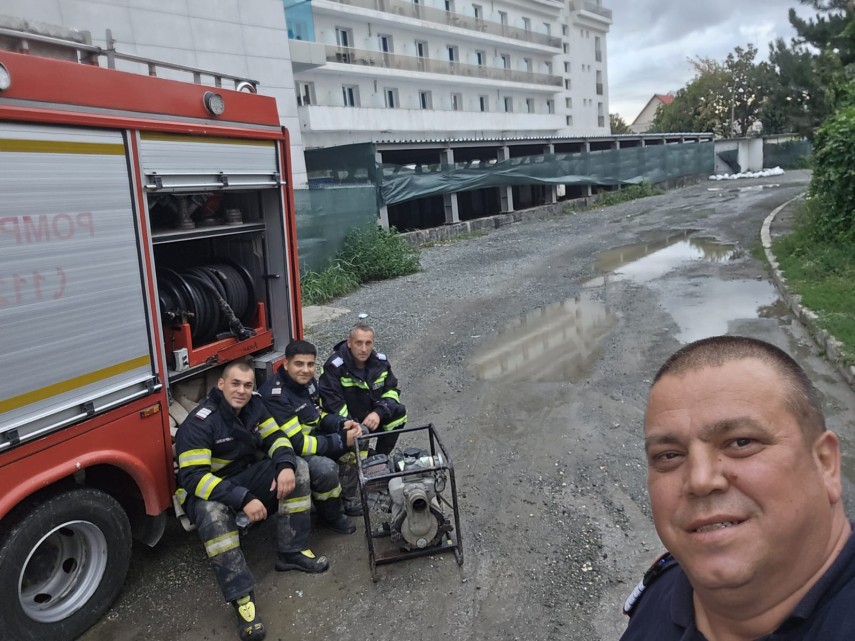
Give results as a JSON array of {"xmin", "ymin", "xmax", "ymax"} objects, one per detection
[{"xmin": 0, "ymin": 25, "xmax": 302, "ymax": 641}]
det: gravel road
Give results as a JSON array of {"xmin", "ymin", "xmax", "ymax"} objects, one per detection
[{"xmin": 82, "ymin": 168, "xmax": 855, "ymax": 641}]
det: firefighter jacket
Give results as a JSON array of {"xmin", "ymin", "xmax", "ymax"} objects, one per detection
[
  {"xmin": 318, "ymin": 340, "xmax": 406, "ymax": 426},
  {"xmin": 259, "ymin": 366, "xmax": 349, "ymax": 459},
  {"xmin": 175, "ymin": 387, "xmax": 297, "ymax": 511}
]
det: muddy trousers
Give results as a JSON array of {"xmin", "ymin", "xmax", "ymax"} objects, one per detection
[
  {"xmin": 305, "ymin": 455, "xmax": 346, "ymax": 521},
  {"xmin": 186, "ymin": 457, "xmax": 311, "ymax": 603}
]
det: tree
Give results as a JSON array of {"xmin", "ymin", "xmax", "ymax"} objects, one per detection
[
  {"xmin": 650, "ymin": 44, "xmax": 771, "ymax": 137},
  {"xmin": 609, "ymin": 113, "xmax": 631, "ymax": 133}
]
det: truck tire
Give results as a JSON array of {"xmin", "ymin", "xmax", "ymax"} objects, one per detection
[{"xmin": 0, "ymin": 487, "xmax": 132, "ymax": 641}]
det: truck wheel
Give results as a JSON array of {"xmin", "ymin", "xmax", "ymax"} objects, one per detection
[{"xmin": 0, "ymin": 487, "xmax": 132, "ymax": 641}]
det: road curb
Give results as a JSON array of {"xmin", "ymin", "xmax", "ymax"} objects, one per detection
[{"xmin": 761, "ymin": 196, "xmax": 855, "ymax": 387}]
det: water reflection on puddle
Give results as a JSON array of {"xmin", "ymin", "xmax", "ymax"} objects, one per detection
[
  {"xmin": 587, "ymin": 232, "xmax": 780, "ymax": 343},
  {"xmin": 471, "ymin": 293, "xmax": 617, "ymax": 382}
]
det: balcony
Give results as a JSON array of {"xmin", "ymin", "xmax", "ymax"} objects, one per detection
[
  {"xmin": 323, "ymin": 45, "xmax": 563, "ymax": 87},
  {"xmin": 568, "ymin": 1, "xmax": 613, "ymax": 23},
  {"xmin": 324, "ymin": 0, "xmax": 563, "ymax": 49}
]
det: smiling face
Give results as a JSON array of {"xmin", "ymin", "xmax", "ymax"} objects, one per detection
[
  {"xmin": 644, "ymin": 358, "xmax": 843, "ymax": 600},
  {"xmin": 285, "ymin": 352, "xmax": 316, "ymax": 386},
  {"xmin": 218, "ymin": 364, "xmax": 255, "ymax": 411}
]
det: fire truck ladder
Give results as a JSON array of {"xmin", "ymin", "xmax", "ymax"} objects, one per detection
[{"xmin": 0, "ymin": 24, "xmax": 259, "ymax": 92}]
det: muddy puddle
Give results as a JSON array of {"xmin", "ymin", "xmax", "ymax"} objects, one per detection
[
  {"xmin": 586, "ymin": 231, "xmax": 780, "ymax": 343},
  {"xmin": 471, "ymin": 293, "xmax": 617, "ymax": 382}
]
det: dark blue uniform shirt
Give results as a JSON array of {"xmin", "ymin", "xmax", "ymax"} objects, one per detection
[{"xmin": 621, "ymin": 525, "xmax": 855, "ymax": 640}]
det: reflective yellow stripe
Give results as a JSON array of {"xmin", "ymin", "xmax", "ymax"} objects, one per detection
[
  {"xmin": 204, "ymin": 531, "xmax": 240, "ymax": 557},
  {"xmin": 195, "ymin": 473, "xmax": 222, "ymax": 500},
  {"xmin": 302, "ymin": 435, "xmax": 318, "ymax": 457},
  {"xmin": 282, "ymin": 495, "xmax": 312, "ymax": 513},
  {"xmin": 340, "ymin": 377, "xmax": 369, "ymax": 390},
  {"xmin": 0, "ymin": 354, "xmax": 151, "ymax": 413},
  {"xmin": 211, "ymin": 458, "xmax": 230, "ymax": 472},
  {"xmin": 268, "ymin": 437, "xmax": 293, "ymax": 458},
  {"xmin": 313, "ymin": 485, "xmax": 342, "ymax": 501},
  {"xmin": 179, "ymin": 448, "xmax": 212, "ymax": 468},
  {"xmin": 383, "ymin": 414, "xmax": 407, "ymax": 430},
  {"xmin": 281, "ymin": 416, "xmax": 302, "ymax": 438},
  {"xmin": 374, "ymin": 372, "xmax": 389, "ymax": 385},
  {"xmin": 338, "ymin": 405, "xmax": 349, "ymax": 417},
  {"xmin": 258, "ymin": 417, "xmax": 279, "ymax": 439},
  {"xmin": 140, "ymin": 131, "xmax": 273, "ymax": 147},
  {"xmin": 0, "ymin": 139, "xmax": 125, "ymax": 155},
  {"xmin": 381, "ymin": 389, "xmax": 400, "ymax": 402},
  {"xmin": 174, "ymin": 487, "xmax": 188, "ymax": 505}
]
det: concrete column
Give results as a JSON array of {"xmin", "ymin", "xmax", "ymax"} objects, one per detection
[
  {"xmin": 441, "ymin": 148, "xmax": 460, "ymax": 224},
  {"xmin": 497, "ymin": 145, "xmax": 514, "ymax": 212},
  {"xmin": 543, "ymin": 144, "xmax": 557, "ymax": 204},
  {"xmin": 375, "ymin": 150, "xmax": 390, "ymax": 228},
  {"xmin": 583, "ymin": 142, "xmax": 592, "ymax": 198}
]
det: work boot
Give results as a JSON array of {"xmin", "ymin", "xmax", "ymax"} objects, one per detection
[
  {"xmin": 275, "ymin": 549, "xmax": 329, "ymax": 573},
  {"xmin": 320, "ymin": 512, "xmax": 357, "ymax": 535},
  {"xmin": 233, "ymin": 593, "xmax": 266, "ymax": 641},
  {"xmin": 342, "ymin": 497, "xmax": 363, "ymax": 516}
]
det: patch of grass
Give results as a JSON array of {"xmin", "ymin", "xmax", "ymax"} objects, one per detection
[
  {"xmin": 300, "ymin": 226, "xmax": 421, "ymax": 306},
  {"xmin": 773, "ymin": 204, "xmax": 855, "ymax": 361},
  {"xmin": 337, "ymin": 226, "xmax": 421, "ymax": 282},
  {"xmin": 300, "ymin": 259, "xmax": 360, "ymax": 306},
  {"xmin": 422, "ymin": 230, "xmax": 489, "ymax": 247}
]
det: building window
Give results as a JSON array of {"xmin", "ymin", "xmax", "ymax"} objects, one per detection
[
  {"xmin": 523, "ymin": 57, "xmax": 532, "ymax": 72},
  {"xmin": 543, "ymin": 22, "xmax": 551, "ymax": 35},
  {"xmin": 415, "ymin": 40, "xmax": 428, "ymax": 58},
  {"xmin": 598, "ymin": 102, "xmax": 605, "ymax": 127},
  {"xmin": 563, "ymin": 43, "xmax": 569, "ymax": 54},
  {"xmin": 479, "ymin": 95, "xmax": 489, "ymax": 112},
  {"xmin": 564, "ymin": 79, "xmax": 571, "ymax": 90},
  {"xmin": 546, "ymin": 99, "xmax": 554, "ymax": 114},
  {"xmin": 522, "ymin": 17, "xmax": 531, "ymax": 32},
  {"xmin": 447, "ymin": 45, "xmax": 458, "ymax": 62},
  {"xmin": 500, "ymin": 53, "xmax": 510, "ymax": 69},
  {"xmin": 379, "ymin": 34, "xmax": 393, "ymax": 53},
  {"xmin": 545, "ymin": 61, "xmax": 552, "ymax": 74},
  {"xmin": 564, "ymin": 61, "xmax": 569, "ymax": 73},
  {"xmin": 297, "ymin": 82, "xmax": 315, "ymax": 106},
  {"xmin": 384, "ymin": 88, "xmax": 399, "ymax": 108},
  {"xmin": 473, "ymin": 4, "xmax": 482, "ymax": 20},
  {"xmin": 342, "ymin": 85, "xmax": 359, "ymax": 107},
  {"xmin": 526, "ymin": 98, "xmax": 535, "ymax": 113},
  {"xmin": 451, "ymin": 92, "xmax": 462, "ymax": 111},
  {"xmin": 595, "ymin": 36, "xmax": 602, "ymax": 62},
  {"xmin": 445, "ymin": 0, "xmax": 454, "ymax": 11},
  {"xmin": 419, "ymin": 90, "xmax": 432, "ymax": 109},
  {"xmin": 565, "ymin": 97, "xmax": 572, "ymax": 108},
  {"xmin": 475, "ymin": 50, "xmax": 486, "ymax": 66},
  {"xmin": 566, "ymin": 115, "xmax": 572, "ymax": 126},
  {"xmin": 596, "ymin": 70, "xmax": 603, "ymax": 95},
  {"xmin": 335, "ymin": 27, "xmax": 351, "ymax": 48},
  {"xmin": 503, "ymin": 96, "xmax": 513, "ymax": 112},
  {"xmin": 562, "ymin": 24, "xmax": 568, "ymax": 36},
  {"xmin": 498, "ymin": 10, "xmax": 507, "ymax": 26}
]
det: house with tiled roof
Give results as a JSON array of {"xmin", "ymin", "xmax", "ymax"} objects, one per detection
[{"xmin": 630, "ymin": 93, "xmax": 674, "ymax": 132}]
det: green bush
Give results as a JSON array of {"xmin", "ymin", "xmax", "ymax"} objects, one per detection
[
  {"xmin": 808, "ymin": 105, "xmax": 855, "ymax": 242},
  {"xmin": 337, "ymin": 226, "xmax": 420, "ymax": 282},
  {"xmin": 300, "ymin": 259, "xmax": 360, "ymax": 306},
  {"xmin": 592, "ymin": 182, "xmax": 664, "ymax": 208},
  {"xmin": 300, "ymin": 226, "xmax": 421, "ymax": 305}
]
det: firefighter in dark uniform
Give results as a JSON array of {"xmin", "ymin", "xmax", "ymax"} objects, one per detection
[
  {"xmin": 318, "ymin": 321, "xmax": 407, "ymax": 455},
  {"xmin": 259, "ymin": 339, "xmax": 361, "ymax": 529},
  {"xmin": 318, "ymin": 321, "xmax": 407, "ymax": 513},
  {"xmin": 174, "ymin": 360, "xmax": 328, "ymax": 641}
]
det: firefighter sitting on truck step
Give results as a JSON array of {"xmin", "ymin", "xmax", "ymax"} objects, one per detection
[
  {"xmin": 259, "ymin": 339, "xmax": 361, "ymax": 535},
  {"xmin": 174, "ymin": 359, "xmax": 328, "ymax": 641},
  {"xmin": 319, "ymin": 321, "xmax": 407, "ymax": 514}
]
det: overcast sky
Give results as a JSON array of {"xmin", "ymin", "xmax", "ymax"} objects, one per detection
[{"xmin": 606, "ymin": 0, "xmax": 817, "ymax": 122}]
